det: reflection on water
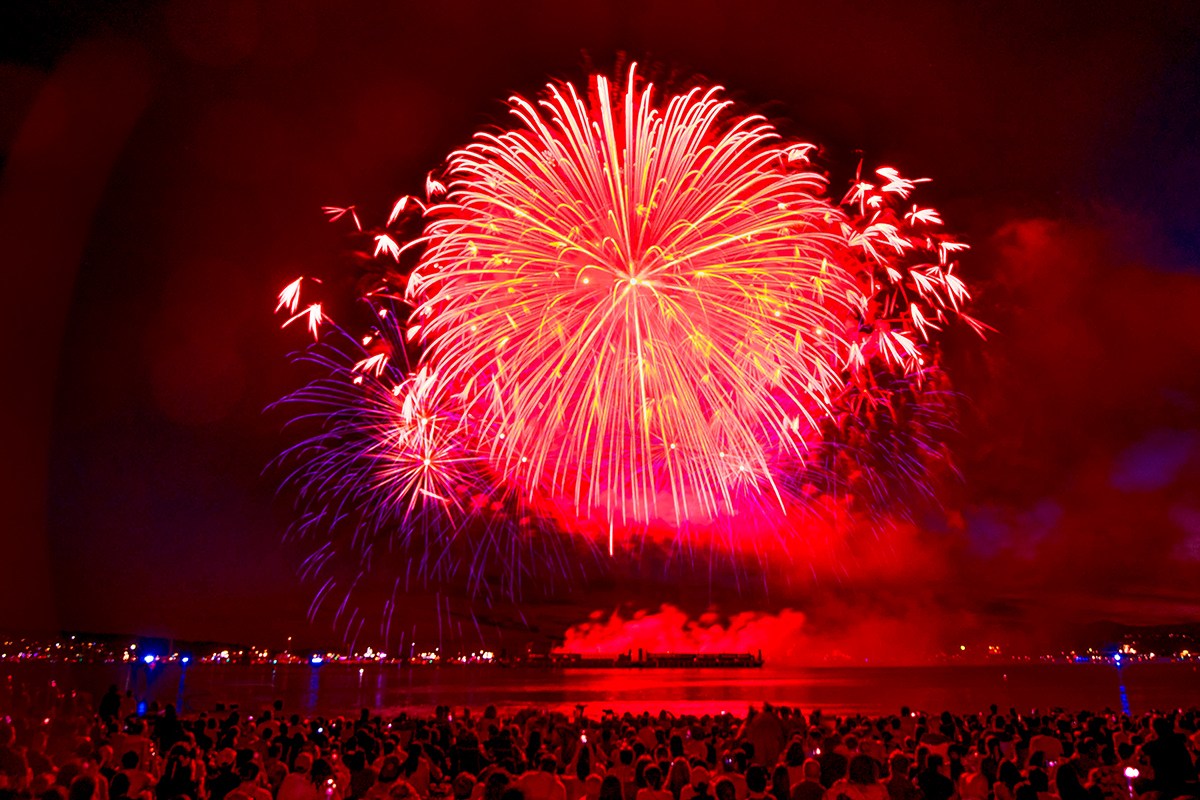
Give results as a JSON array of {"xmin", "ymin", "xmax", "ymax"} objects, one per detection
[
  {"xmin": 1117, "ymin": 665, "xmax": 1131, "ymax": 715},
  {"xmin": 176, "ymin": 667, "xmax": 187, "ymax": 711},
  {"xmin": 306, "ymin": 665, "xmax": 320, "ymax": 711},
  {"xmin": 6, "ymin": 662, "xmax": 1200, "ymax": 717}
]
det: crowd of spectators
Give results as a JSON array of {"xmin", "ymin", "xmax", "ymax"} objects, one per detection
[{"xmin": 2, "ymin": 679, "xmax": 1198, "ymax": 800}]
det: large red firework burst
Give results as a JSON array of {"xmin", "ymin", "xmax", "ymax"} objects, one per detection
[{"xmin": 272, "ymin": 66, "xmax": 984, "ymax": 634}]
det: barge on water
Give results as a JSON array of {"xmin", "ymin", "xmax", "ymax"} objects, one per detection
[{"xmin": 527, "ymin": 649, "xmax": 764, "ymax": 668}]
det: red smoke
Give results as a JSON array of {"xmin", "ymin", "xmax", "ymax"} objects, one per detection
[
  {"xmin": 554, "ymin": 603, "xmax": 982, "ymax": 665},
  {"xmin": 556, "ymin": 605, "xmax": 808, "ymax": 657}
]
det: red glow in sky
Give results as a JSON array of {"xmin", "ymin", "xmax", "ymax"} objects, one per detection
[{"xmin": 4, "ymin": 2, "xmax": 1200, "ymax": 655}]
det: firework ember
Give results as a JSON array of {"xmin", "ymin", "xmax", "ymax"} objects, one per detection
[{"xmin": 273, "ymin": 65, "xmax": 982, "ymax": 621}]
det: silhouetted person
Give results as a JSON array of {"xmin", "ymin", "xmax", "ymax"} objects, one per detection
[
  {"xmin": 601, "ymin": 777, "xmax": 626, "ymax": 800},
  {"xmin": 1142, "ymin": 716, "xmax": 1198, "ymax": 799},
  {"xmin": 108, "ymin": 773, "xmax": 133, "ymax": 800},
  {"xmin": 1055, "ymin": 763, "xmax": 1090, "ymax": 800},
  {"xmin": 100, "ymin": 686, "xmax": 122, "ymax": 721},
  {"xmin": 156, "ymin": 744, "xmax": 199, "ymax": 800},
  {"xmin": 770, "ymin": 766, "xmax": 790, "ymax": 800},
  {"xmin": 817, "ymin": 740, "xmax": 847, "ymax": 789},
  {"xmin": 916, "ymin": 756, "xmax": 954, "ymax": 800},
  {"xmin": 883, "ymin": 754, "xmax": 918, "ymax": 800}
]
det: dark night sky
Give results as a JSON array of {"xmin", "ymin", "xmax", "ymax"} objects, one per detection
[{"xmin": 3, "ymin": 0, "xmax": 1200, "ymax": 656}]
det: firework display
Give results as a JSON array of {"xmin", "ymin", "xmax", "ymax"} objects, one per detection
[{"xmin": 272, "ymin": 66, "xmax": 983, "ymax": 630}]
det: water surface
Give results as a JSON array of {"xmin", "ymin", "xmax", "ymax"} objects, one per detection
[{"xmin": 6, "ymin": 661, "xmax": 1198, "ymax": 718}]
